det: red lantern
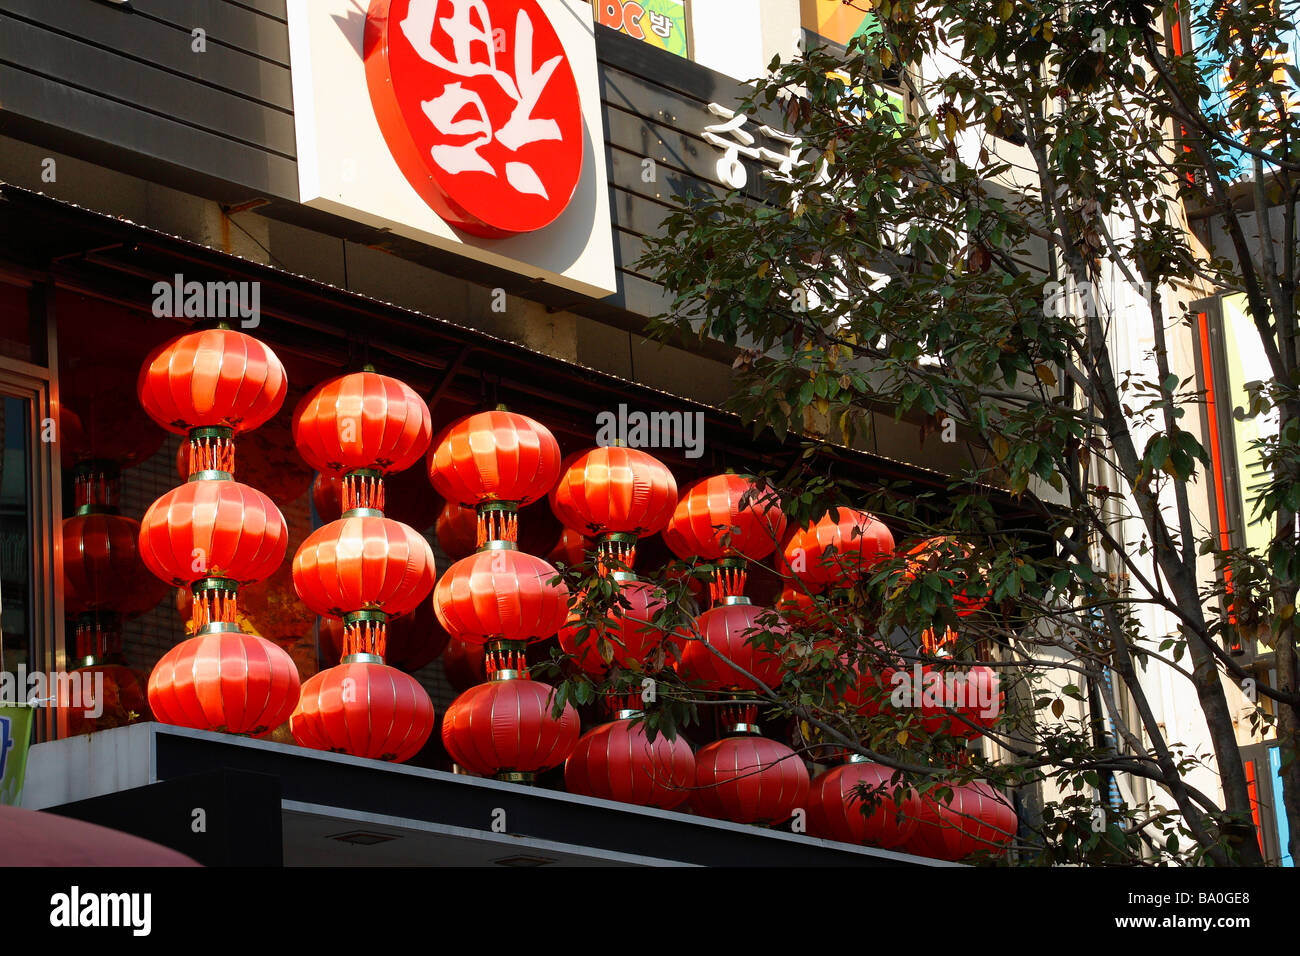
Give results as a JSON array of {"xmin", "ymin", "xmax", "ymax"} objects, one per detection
[
  {"xmin": 692, "ymin": 735, "xmax": 809, "ymax": 825},
  {"xmin": 138, "ymin": 480, "xmax": 288, "ymax": 587},
  {"xmin": 664, "ymin": 474, "xmax": 787, "ymax": 562},
  {"xmin": 775, "ymin": 585, "xmax": 839, "ymax": 633},
  {"xmin": 317, "ymin": 596, "xmax": 449, "ymax": 672},
  {"xmin": 57, "ymin": 665, "xmax": 150, "ymax": 738},
  {"xmin": 441, "ymin": 677, "xmax": 580, "ymax": 781},
  {"xmin": 680, "ymin": 600, "xmax": 788, "ymax": 693},
  {"xmin": 292, "ymin": 515, "xmax": 435, "ymax": 620},
  {"xmin": 808, "ymin": 760, "xmax": 920, "ymax": 849},
  {"xmin": 433, "ymin": 548, "xmax": 568, "ymax": 645},
  {"xmin": 63, "ymin": 511, "xmax": 167, "ymax": 619},
  {"xmin": 782, "ymin": 508, "xmax": 894, "ymax": 589},
  {"xmin": 906, "ymin": 780, "xmax": 1017, "ymax": 861},
  {"xmin": 547, "ymin": 527, "xmax": 592, "ymax": 568},
  {"xmin": 565, "ymin": 716, "xmax": 695, "ymax": 809},
  {"xmin": 428, "ymin": 409, "xmax": 560, "ymax": 509},
  {"xmin": 291, "ymin": 662, "xmax": 434, "ymax": 762},
  {"xmin": 435, "ymin": 500, "xmax": 480, "ymax": 559},
  {"xmin": 61, "ymin": 361, "xmax": 164, "ymax": 469},
  {"xmin": 559, "ymin": 577, "xmax": 683, "ymax": 675},
  {"xmin": 919, "ymin": 663, "xmax": 1002, "ymax": 738},
  {"xmin": 293, "ymin": 371, "xmax": 432, "ymax": 478},
  {"xmin": 137, "ymin": 328, "xmax": 287, "ymax": 437},
  {"xmin": 549, "ymin": 446, "xmax": 677, "ymax": 545},
  {"xmin": 901, "ymin": 537, "xmax": 991, "ymax": 617},
  {"xmin": 147, "ymin": 632, "xmax": 300, "ymax": 736}
]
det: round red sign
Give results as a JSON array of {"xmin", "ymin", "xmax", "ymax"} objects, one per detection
[{"xmin": 364, "ymin": 0, "xmax": 585, "ymax": 238}]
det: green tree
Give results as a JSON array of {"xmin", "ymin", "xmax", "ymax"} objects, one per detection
[{"xmin": 613, "ymin": 0, "xmax": 1300, "ymax": 865}]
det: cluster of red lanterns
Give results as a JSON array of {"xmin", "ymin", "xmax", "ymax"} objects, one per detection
[
  {"xmin": 137, "ymin": 326, "xmax": 301, "ymax": 736},
  {"xmin": 125, "ymin": 325, "xmax": 1015, "ymax": 859}
]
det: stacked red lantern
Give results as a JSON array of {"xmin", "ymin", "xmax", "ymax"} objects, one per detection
[
  {"xmin": 548, "ymin": 446, "xmax": 696, "ymax": 808},
  {"xmin": 904, "ymin": 779, "xmax": 1017, "ymax": 861},
  {"xmin": 551, "ymin": 447, "xmax": 681, "ymax": 675},
  {"xmin": 58, "ymin": 469, "xmax": 168, "ymax": 736},
  {"xmin": 137, "ymin": 327, "xmax": 300, "ymax": 736},
  {"xmin": 807, "ymin": 757, "xmax": 920, "ymax": 849},
  {"xmin": 664, "ymin": 475, "xmax": 808, "ymax": 825},
  {"xmin": 432, "ymin": 409, "xmax": 579, "ymax": 783},
  {"xmin": 289, "ymin": 370, "xmax": 437, "ymax": 762}
]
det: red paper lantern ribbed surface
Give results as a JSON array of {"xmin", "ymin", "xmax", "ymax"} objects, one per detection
[
  {"xmin": 292, "ymin": 515, "xmax": 436, "ymax": 619},
  {"xmin": 565, "ymin": 718, "xmax": 695, "ymax": 809},
  {"xmin": 428, "ymin": 409, "xmax": 560, "ymax": 507},
  {"xmin": 63, "ymin": 511, "xmax": 167, "ymax": 618},
  {"xmin": 291, "ymin": 662, "xmax": 434, "ymax": 762},
  {"xmin": 919, "ymin": 664, "xmax": 1002, "ymax": 738},
  {"xmin": 664, "ymin": 474, "xmax": 787, "ymax": 562},
  {"xmin": 549, "ymin": 446, "xmax": 677, "ymax": 538},
  {"xmin": 692, "ymin": 735, "xmax": 809, "ymax": 825},
  {"xmin": 148, "ymin": 632, "xmax": 300, "ymax": 736},
  {"xmin": 558, "ymin": 578, "xmax": 682, "ymax": 675},
  {"xmin": 137, "ymin": 328, "xmax": 287, "ymax": 436},
  {"xmin": 441, "ymin": 678, "xmax": 580, "ymax": 777},
  {"xmin": 808, "ymin": 761, "xmax": 920, "ymax": 849},
  {"xmin": 905, "ymin": 780, "xmax": 1017, "ymax": 861},
  {"xmin": 433, "ymin": 548, "xmax": 568, "ymax": 645},
  {"xmin": 680, "ymin": 601, "xmax": 788, "ymax": 693},
  {"xmin": 138, "ymin": 480, "xmax": 289, "ymax": 587},
  {"xmin": 782, "ymin": 508, "xmax": 894, "ymax": 589},
  {"xmin": 293, "ymin": 371, "xmax": 432, "ymax": 477}
]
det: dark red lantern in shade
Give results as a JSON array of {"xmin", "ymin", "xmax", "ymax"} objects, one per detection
[
  {"xmin": 63, "ymin": 510, "xmax": 168, "ymax": 620},
  {"xmin": 692, "ymin": 732, "xmax": 810, "ymax": 825},
  {"xmin": 905, "ymin": 780, "xmax": 1017, "ymax": 861},
  {"xmin": 293, "ymin": 371, "xmax": 432, "ymax": 480},
  {"xmin": 61, "ymin": 361, "xmax": 164, "ymax": 470},
  {"xmin": 290, "ymin": 661, "xmax": 435, "ymax": 762},
  {"xmin": 317, "ymin": 596, "xmax": 449, "ymax": 672},
  {"xmin": 57, "ymin": 665, "xmax": 150, "ymax": 738},
  {"xmin": 900, "ymin": 536, "xmax": 991, "ymax": 617},
  {"xmin": 428, "ymin": 409, "xmax": 560, "ymax": 511},
  {"xmin": 565, "ymin": 712, "xmax": 695, "ymax": 810},
  {"xmin": 919, "ymin": 663, "xmax": 1002, "ymax": 739},
  {"xmin": 293, "ymin": 515, "xmax": 436, "ymax": 621},
  {"xmin": 441, "ymin": 661, "xmax": 581, "ymax": 783},
  {"xmin": 558, "ymin": 577, "xmax": 684, "ymax": 675},
  {"xmin": 548, "ymin": 527, "xmax": 593, "ymax": 568},
  {"xmin": 781, "ymin": 508, "xmax": 894, "ymax": 590},
  {"xmin": 808, "ymin": 759, "xmax": 920, "ymax": 849},
  {"xmin": 147, "ymin": 631, "xmax": 301, "ymax": 736},
  {"xmin": 549, "ymin": 446, "xmax": 677, "ymax": 565},
  {"xmin": 435, "ymin": 500, "xmax": 480, "ymax": 559},
  {"xmin": 433, "ymin": 548, "xmax": 568, "ymax": 645},
  {"xmin": 680, "ymin": 599, "xmax": 788, "ymax": 693}
]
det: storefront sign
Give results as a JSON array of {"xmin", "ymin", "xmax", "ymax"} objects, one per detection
[
  {"xmin": 0, "ymin": 704, "xmax": 33, "ymax": 806},
  {"xmin": 287, "ymin": 0, "xmax": 616, "ymax": 297},
  {"xmin": 595, "ymin": 0, "xmax": 688, "ymax": 59}
]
